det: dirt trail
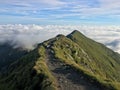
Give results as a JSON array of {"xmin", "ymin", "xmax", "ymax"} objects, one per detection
[{"xmin": 45, "ymin": 45, "xmax": 101, "ymax": 90}]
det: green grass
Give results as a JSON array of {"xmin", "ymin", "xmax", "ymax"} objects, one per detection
[
  {"xmin": 34, "ymin": 46, "xmax": 57, "ymax": 90},
  {"xmin": 0, "ymin": 48, "xmax": 40, "ymax": 90},
  {"xmin": 0, "ymin": 46, "xmax": 57, "ymax": 90},
  {"xmin": 0, "ymin": 30, "xmax": 120, "ymax": 90},
  {"xmin": 67, "ymin": 30, "xmax": 120, "ymax": 81},
  {"xmin": 51, "ymin": 31, "xmax": 120, "ymax": 90}
]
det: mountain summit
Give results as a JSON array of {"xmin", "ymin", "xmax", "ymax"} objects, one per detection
[{"xmin": 0, "ymin": 30, "xmax": 120, "ymax": 90}]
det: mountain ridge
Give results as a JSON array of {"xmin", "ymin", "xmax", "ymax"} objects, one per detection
[{"xmin": 0, "ymin": 30, "xmax": 120, "ymax": 90}]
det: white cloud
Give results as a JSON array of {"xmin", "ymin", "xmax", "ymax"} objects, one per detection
[
  {"xmin": 1, "ymin": 0, "xmax": 120, "ymax": 22},
  {"xmin": 0, "ymin": 0, "xmax": 65, "ymax": 8},
  {"xmin": 39, "ymin": 0, "xmax": 65, "ymax": 6},
  {"xmin": 0, "ymin": 24, "xmax": 120, "ymax": 53}
]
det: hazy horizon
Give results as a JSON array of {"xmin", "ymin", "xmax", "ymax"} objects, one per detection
[
  {"xmin": 0, "ymin": 0, "xmax": 120, "ymax": 53},
  {"xmin": 0, "ymin": 24, "xmax": 120, "ymax": 53}
]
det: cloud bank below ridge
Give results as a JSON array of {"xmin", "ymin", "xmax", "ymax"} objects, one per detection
[{"xmin": 0, "ymin": 24, "xmax": 120, "ymax": 53}]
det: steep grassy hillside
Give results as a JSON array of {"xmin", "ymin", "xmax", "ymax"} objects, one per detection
[
  {"xmin": 67, "ymin": 30, "xmax": 120, "ymax": 82},
  {"xmin": 0, "ymin": 43, "xmax": 27, "ymax": 71},
  {"xmin": 66, "ymin": 30, "xmax": 120, "ymax": 89},
  {"xmin": 0, "ymin": 30, "xmax": 120, "ymax": 90},
  {"xmin": 44, "ymin": 31, "xmax": 120, "ymax": 89},
  {"xmin": 0, "ymin": 46, "xmax": 57, "ymax": 90}
]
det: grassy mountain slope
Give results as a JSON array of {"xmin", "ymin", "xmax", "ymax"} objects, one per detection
[
  {"xmin": 0, "ymin": 43, "xmax": 27, "ymax": 71},
  {"xmin": 67, "ymin": 30, "xmax": 120, "ymax": 88},
  {"xmin": 0, "ymin": 45, "xmax": 57, "ymax": 90},
  {"xmin": 67, "ymin": 30, "xmax": 120, "ymax": 81},
  {"xmin": 0, "ymin": 30, "xmax": 120, "ymax": 90}
]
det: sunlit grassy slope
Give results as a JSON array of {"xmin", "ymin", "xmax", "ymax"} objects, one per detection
[
  {"xmin": 52, "ymin": 30, "xmax": 120, "ymax": 89},
  {"xmin": 67, "ymin": 30, "xmax": 120, "ymax": 81},
  {"xmin": 0, "ymin": 30, "xmax": 120, "ymax": 90}
]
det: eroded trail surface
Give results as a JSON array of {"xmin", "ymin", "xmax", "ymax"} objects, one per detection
[{"xmin": 45, "ymin": 45, "xmax": 101, "ymax": 90}]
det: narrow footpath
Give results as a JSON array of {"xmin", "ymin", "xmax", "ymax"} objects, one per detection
[{"xmin": 45, "ymin": 44, "xmax": 101, "ymax": 90}]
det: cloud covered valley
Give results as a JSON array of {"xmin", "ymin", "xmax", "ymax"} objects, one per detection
[{"xmin": 0, "ymin": 24, "xmax": 120, "ymax": 53}]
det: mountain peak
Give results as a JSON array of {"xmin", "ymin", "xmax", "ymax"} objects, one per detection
[
  {"xmin": 67, "ymin": 30, "xmax": 85, "ymax": 39},
  {"xmin": 71, "ymin": 30, "xmax": 80, "ymax": 33},
  {"xmin": 69, "ymin": 30, "xmax": 84, "ymax": 36}
]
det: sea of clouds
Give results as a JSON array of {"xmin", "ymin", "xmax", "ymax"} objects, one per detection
[{"xmin": 0, "ymin": 24, "xmax": 120, "ymax": 53}]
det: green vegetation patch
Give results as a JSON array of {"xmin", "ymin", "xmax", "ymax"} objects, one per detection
[
  {"xmin": 52, "ymin": 32, "xmax": 120, "ymax": 90},
  {"xmin": 33, "ymin": 46, "xmax": 57, "ymax": 90}
]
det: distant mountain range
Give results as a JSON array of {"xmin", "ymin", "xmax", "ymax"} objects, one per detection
[{"xmin": 0, "ymin": 30, "xmax": 120, "ymax": 90}]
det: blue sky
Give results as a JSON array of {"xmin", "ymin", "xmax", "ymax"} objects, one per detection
[{"xmin": 0, "ymin": 0, "xmax": 120, "ymax": 25}]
